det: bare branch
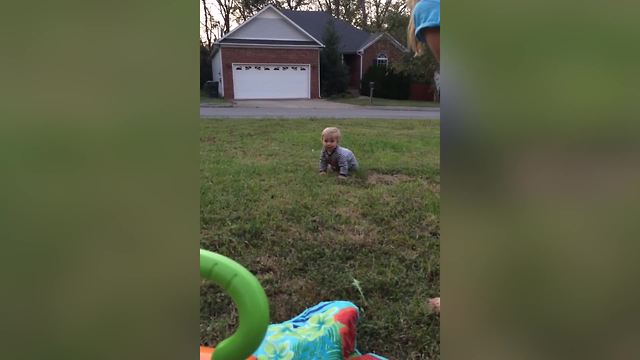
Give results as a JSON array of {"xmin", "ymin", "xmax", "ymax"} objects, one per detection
[
  {"xmin": 201, "ymin": 0, "xmax": 214, "ymax": 49},
  {"xmin": 285, "ymin": 0, "xmax": 310, "ymax": 10},
  {"xmin": 215, "ymin": 0, "xmax": 235, "ymax": 35}
]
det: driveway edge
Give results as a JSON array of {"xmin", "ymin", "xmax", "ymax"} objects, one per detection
[
  {"xmin": 362, "ymin": 105, "xmax": 440, "ymax": 111},
  {"xmin": 200, "ymin": 103, "xmax": 233, "ymax": 108}
]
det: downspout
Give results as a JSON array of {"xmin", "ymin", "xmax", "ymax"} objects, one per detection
[
  {"xmin": 357, "ymin": 50, "xmax": 364, "ymax": 89},
  {"xmin": 318, "ymin": 50, "xmax": 321, "ymax": 99},
  {"xmin": 218, "ymin": 45, "xmax": 224, "ymax": 98},
  {"xmin": 210, "ymin": 48, "xmax": 215, "ymax": 84}
]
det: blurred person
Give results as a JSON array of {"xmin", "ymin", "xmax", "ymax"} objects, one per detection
[
  {"xmin": 408, "ymin": 0, "xmax": 440, "ymax": 62},
  {"xmin": 409, "ymin": 0, "xmax": 441, "ymax": 315}
]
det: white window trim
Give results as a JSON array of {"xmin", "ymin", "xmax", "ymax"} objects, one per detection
[{"xmin": 376, "ymin": 53, "xmax": 389, "ymax": 67}]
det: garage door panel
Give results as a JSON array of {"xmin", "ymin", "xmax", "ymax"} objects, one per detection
[{"xmin": 233, "ymin": 64, "xmax": 309, "ymax": 99}]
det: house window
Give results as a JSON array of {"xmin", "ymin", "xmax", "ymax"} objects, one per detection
[{"xmin": 376, "ymin": 54, "xmax": 388, "ymax": 67}]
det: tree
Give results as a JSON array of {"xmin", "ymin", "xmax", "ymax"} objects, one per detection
[
  {"xmin": 201, "ymin": 0, "xmax": 219, "ymax": 88},
  {"xmin": 214, "ymin": 0, "xmax": 236, "ymax": 36},
  {"xmin": 338, "ymin": 0, "xmax": 361, "ymax": 26},
  {"xmin": 365, "ymin": 0, "xmax": 393, "ymax": 31},
  {"xmin": 283, "ymin": 0, "xmax": 310, "ymax": 10},
  {"xmin": 358, "ymin": 0, "xmax": 368, "ymax": 28},
  {"xmin": 320, "ymin": 21, "xmax": 349, "ymax": 97},
  {"xmin": 314, "ymin": 0, "xmax": 366, "ymax": 28},
  {"xmin": 394, "ymin": 51, "xmax": 439, "ymax": 87},
  {"xmin": 201, "ymin": 0, "xmax": 220, "ymax": 50},
  {"xmin": 382, "ymin": 1, "xmax": 409, "ymax": 46},
  {"xmin": 233, "ymin": 0, "xmax": 273, "ymax": 22},
  {"xmin": 317, "ymin": 0, "xmax": 334, "ymax": 17},
  {"xmin": 200, "ymin": 44, "xmax": 213, "ymax": 88}
]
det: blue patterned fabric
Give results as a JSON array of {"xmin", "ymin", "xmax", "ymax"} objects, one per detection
[{"xmin": 251, "ymin": 301, "xmax": 387, "ymax": 360}]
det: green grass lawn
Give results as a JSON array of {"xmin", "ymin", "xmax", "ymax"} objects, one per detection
[
  {"xmin": 200, "ymin": 119, "xmax": 440, "ymax": 359},
  {"xmin": 200, "ymin": 91, "xmax": 230, "ymax": 105},
  {"xmin": 330, "ymin": 96, "xmax": 439, "ymax": 108}
]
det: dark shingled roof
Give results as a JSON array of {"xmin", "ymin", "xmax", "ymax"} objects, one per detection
[{"xmin": 280, "ymin": 10, "xmax": 371, "ymax": 53}]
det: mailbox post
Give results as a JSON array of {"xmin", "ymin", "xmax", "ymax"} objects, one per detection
[{"xmin": 369, "ymin": 82, "xmax": 375, "ymax": 104}]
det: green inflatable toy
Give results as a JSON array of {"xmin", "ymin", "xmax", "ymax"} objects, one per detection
[{"xmin": 200, "ymin": 249, "xmax": 270, "ymax": 360}]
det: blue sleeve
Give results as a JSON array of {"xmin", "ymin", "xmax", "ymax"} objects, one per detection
[{"xmin": 414, "ymin": 0, "xmax": 440, "ymax": 43}]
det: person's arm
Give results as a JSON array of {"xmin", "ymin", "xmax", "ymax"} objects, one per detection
[
  {"xmin": 423, "ymin": 27, "xmax": 440, "ymax": 62},
  {"xmin": 414, "ymin": 0, "xmax": 440, "ymax": 62},
  {"xmin": 319, "ymin": 151, "xmax": 328, "ymax": 173}
]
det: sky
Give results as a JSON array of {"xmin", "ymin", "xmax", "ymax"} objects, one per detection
[
  {"xmin": 200, "ymin": 1, "xmax": 406, "ymax": 41},
  {"xmin": 200, "ymin": 0, "xmax": 232, "ymax": 41}
]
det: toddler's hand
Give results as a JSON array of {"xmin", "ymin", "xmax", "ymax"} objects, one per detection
[{"xmin": 427, "ymin": 297, "xmax": 440, "ymax": 314}]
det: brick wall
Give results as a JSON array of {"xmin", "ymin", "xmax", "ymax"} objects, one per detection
[
  {"xmin": 221, "ymin": 47, "xmax": 320, "ymax": 100},
  {"xmin": 362, "ymin": 37, "xmax": 405, "ymax": 76},
  {"xmin": 344, "ymin": 54, "xmax": 361, "ymax": 89}
]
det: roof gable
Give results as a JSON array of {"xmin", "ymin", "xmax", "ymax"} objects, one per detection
[
  {"xmin": 218, "ymin": 6, "xmax": 323, "ymax": 46},
  {"xmin": 360, "ymin": 33, "xmax": 408, "ymax": 53}
]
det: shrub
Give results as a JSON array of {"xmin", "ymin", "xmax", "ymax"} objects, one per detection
[
  {"xmin": 394, "ymin": 52, "xmax": 439, "ymax": 85},
  {"xmin": 360, "ymin": 65, "xmax": 411, "ymax": 100}
]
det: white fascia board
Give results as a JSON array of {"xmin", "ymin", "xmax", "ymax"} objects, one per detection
[{"xmin": 215, "ymin": 5, "xmax": 324, "ymax": 48}]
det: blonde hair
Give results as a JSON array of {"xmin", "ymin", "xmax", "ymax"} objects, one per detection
[
  {"xmin": 407, "ymin": 0, "xmax": 424, "ymax": 55},
  {"xmin": 321, "ymin": 127, "xmax": 341, "ymax": 142}
]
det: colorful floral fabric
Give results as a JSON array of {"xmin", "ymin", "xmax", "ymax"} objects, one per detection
[{"xmin": 251, "ymin": 301, "xmax": 387, "ymax": 360}]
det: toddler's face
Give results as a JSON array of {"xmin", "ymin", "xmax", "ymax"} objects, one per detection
[{"xmin": 323, "ymin": 135, "xmax": 338, "ymax": 151}]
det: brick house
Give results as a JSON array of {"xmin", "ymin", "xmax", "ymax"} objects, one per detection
[{"xmin": 211, "ymin": 5, "xmax": 407, "ymax": 100}]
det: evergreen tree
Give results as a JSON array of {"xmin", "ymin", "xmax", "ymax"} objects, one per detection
[{"xmin": 320, "ymin": 21, "xmax": 349, "ymax": 97}]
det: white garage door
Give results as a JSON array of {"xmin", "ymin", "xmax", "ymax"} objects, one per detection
[{"xmin": 233, "ymin": 64, "xmax": 310, "ymax": 100}]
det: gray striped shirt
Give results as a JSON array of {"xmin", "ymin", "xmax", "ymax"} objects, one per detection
[{"xmin": 319, "ymin": 146, "xmax": 359, "ymax": 176}]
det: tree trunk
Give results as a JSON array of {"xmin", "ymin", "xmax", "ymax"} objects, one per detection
[
  {"xmin": 215, "ymin": 0, "xmax": 234, "ymax": 35},
  {"xmin": 201, "ymin": 0, "xmax": 214, "ymax": 49},
  {"xmin": 358, "ymin": 0, "xmax": 367, "ymax": 28}
]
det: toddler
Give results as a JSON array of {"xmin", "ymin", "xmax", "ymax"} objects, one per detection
[{"xmin": 318, "ymin": 127, "xmax": 358, "ymax": 178}]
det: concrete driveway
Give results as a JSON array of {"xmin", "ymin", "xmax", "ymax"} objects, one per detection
[{"xmin": 200, "ymin": 99, "xmax": 439, "ymax": 120}]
